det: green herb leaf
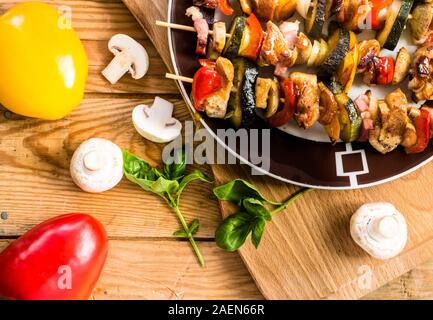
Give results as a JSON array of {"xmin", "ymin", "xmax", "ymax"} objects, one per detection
[
  {"xmin": 251, "ymin": 218, "xmax": 265, "ymax": 248},
  {"xmin": 122, "ymin": 149, "xmax": 206, "ymax": 267},
  {"xmin": 177, "ymin": 170, "xmax": 213, "ymax": 201},
  {"xmin": 163, "ymin": 148, "xmax": 186, "ymax": 180},
  {"xmin": 215, "ymin": 211, "xmax": 258, "ymax": 252},
  {"xmin": 123, "ymin": 150, "xmax": 179, "ymax": 199},
  {"xmin": 174, "ymin": 219, "xmax": 200, "ymax": 238},
  {"xmin": 242, "ymin": 198, "xmax": 272, "ymax": 221},
  {"xmin": 122, "ymin": 150, "xmax": 161, "ymax": 181},
  {"xmin": 213, "ymin": 179, "xmax": 279, "ymax": 206}
]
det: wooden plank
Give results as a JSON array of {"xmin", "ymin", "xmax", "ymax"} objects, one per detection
[
  {"xmin": 213, "ymin": 163, "xmax": 433, "ymax": 299},
  {"xmin": 0, "ymin": 240, "xmax": 262, "ymax": 300},
  {"xmin": 129, "ymin": 0, "xmax": 433, "ymax": 300},
  {"xmin": 2, "ymin": 0, "xmax": 433, "ymax": 301},
  {"xmin": 0, "ymin": 97, "xmax": 220, "ymax": 238},
  {"xmin": 366, "ymin": 260, "xmax": 433, "ymax": 300},
  {"xmin": 0, "ymin": 235, "xmax": 431, "ymax": 300},
  {"xmin": 0, "ymin": 0, "xmax": 147, "ymax": 40}
]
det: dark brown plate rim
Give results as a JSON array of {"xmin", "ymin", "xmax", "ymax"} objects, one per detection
[{"xmin": 167, "ymin": 0, "xmax": 433, "ymax": 190}]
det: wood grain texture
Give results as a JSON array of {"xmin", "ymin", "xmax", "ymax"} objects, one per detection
[
  {"xmin": 0, "ymin": 97, "xmax": 220, "ymax": 238},
  {"xmin": 215, "ymin": 164, "xmax": 433, "ymax": 299},
  {"xmin": 0, "ymin": 0, "xmax": 432, "ymax": 300},
  {"xmin": 0, "ymin": 240, "xmax": 262, "ymax": 300},
  {"xmin": 132, "ymin": 0, "xmax": 433, "ymax": 299}
]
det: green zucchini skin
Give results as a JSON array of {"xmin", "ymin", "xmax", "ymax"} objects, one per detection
[
  {"xmin": 321, "ymin": 29, "xmax": 350, "ymax": 76},
  {"xmin": 310, "ymin": 0, "xmax": 327, "ymax": 39},
  {"xmin": 227, "ymin": 58, "xmax": 247, "ymax": 128},
  {"xmin": 241, "ymin": 61, "xmax": 259, "ymax": 127},
  {"xmin": 336, "ymin": 93, "xmax": 362, "ymax": 142},
  {"xmin": 321, "ymin": 76, "xmax": 344, "ymax": 95},
  {"xmin": 383, "ymin": 0, "xmax": 414, "ymax": 50},
  {"xmin": 223, "ymin": 16, "xmax": 246, "ymax": 60}
]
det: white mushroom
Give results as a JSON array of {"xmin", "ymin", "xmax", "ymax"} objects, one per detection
[
  {"xmin": 70, "ymin": 138, "xmax": 123, "ymax": 193},
  {"xmin": 350, "ymin": 202, "xmax": 408, "ymax": 260},
  {"xmin": 132, "ymin": 97, "xmax": 182, "ymax": 143},
  {"xmin": 102, "ymin": 34, "xmax": 149, "ymax": 84}
]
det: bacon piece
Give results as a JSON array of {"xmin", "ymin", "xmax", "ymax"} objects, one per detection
[
  {"xmin": 193, "ymin": 0, "xmax": 218, "ymax": 9},
  {"xmin": 186, "ymin": 7, "xmax": 209, "ymax": 56},
  {"xmin": 355, "ymin": 94, "xmax": 370, "ymax": 113}
]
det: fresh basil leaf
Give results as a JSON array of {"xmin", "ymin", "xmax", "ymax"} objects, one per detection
[
  {"xmin": 151, "ymin": 176, "xmax": 179, "ymax": 194},
  {"xmin": 122, "ymin": 150, "xmax": 161, "ymax": 181},
  {"xmin": 213, "ymin": 179, "xmax": 279, "ymax": 206},
  {"xmin": 251, "ymin": 218, "xmax": 266, "ymax": 248},
  {"xmin": 124, "ymin": 172, "xmax": 177, "ymax": 196},
  {"xmin": 215, "ymin": 211, "xmax": 257, "ymax": 252},
  {"xmin": 163, "ymin": 148, "xmax": 186, "ymax": 180},
  {"xmin": 242, "ymin": 198, "xmax": 272, "ymax": 221},
  {"xmin": 174, "ymin": 219, "xmax": 200, "ymax": 238},
  {"xmin": 177, "ymin": 170, "xmax": 213, "ymax": 200}
]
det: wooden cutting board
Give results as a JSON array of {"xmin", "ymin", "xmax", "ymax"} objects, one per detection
[{"xmin": 123, "ymin": 0, "xmax": 433, "ymax": 299}]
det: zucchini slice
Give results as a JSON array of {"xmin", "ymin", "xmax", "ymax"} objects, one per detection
[
  {"xmin": 322, "ymin": 76, "xmax": 344, "ymax": 95},
  {"xmin": 335, "ymin": 93, "xmax": 362, "ymax": 142},
  {"xmin": 377, "ymin": 0, "xmax": 414, "ymax": 50},
  {"xmin": 227, "ymin": 58, "xmax": 247, "ymax": 128},
  {"xmin": 304, "ymin": 0, "xmax": 317, "ymax": 36},
  {"xmin": 227, "ymin": 58, "xmax": 258, "ymax": 127},
  {"xmin": 241, "ymin": 61, "xmax": 259, "ymax": 127},
  {"xmin": 223, "ymin": 16, "xmax": 246, "ymax": 60},
  {"xmin": 308, "ymin": 0, "xmax": 327, "ymax": 39},
  {"xmin": 321, "ymin": 28, "xmax": 350, "ymax": 75},
  {"xmin": 337, "ymin": 31, "xmax": 359, "ymax": 92}
]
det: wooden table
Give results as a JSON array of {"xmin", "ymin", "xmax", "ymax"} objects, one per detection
[{"xmin": 0, "ymin": 0, "xmax": 432, "ymax": 300}]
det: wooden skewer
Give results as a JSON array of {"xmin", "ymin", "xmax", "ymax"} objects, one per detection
[
  {"xmin": 156, "ymin": 20, "xmax": 231, "ymax": 38},
  {"xmin": 166, "ymin": 73, "xmax": 193, "ymax": 83},
  {"xmin": 166, "ymin": 73, "xmax": 287, "ymax": 102}
]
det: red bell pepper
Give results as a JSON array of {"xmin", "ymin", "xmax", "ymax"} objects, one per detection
[
  {"xmin": 239, "ymin": 13, "xmax": 264, "ymax": 60},
  {"xmin": 192, "ymin": 61, "xmax": 223, "ymax": 112},
  {"xmin": 269, "ymin": 78, "xmax": 297, "ymax": 128},
  {"xmin": 0, "ymin": 213, "xmax": 108, "ymax": 300},
  {"xmin": 370, "ymin": 0, "xmax": 392, "ymax": 30},
  {"xmin": 376, "ymin": 56, "xmax": 394, "ymax": 85},
  {"xmin": 405, "ymin": 107, "xmax": 431, "ymax": 154},
  {"xmin": 218, "ymin": 0, "xmax": 234, "ymax": 16}
]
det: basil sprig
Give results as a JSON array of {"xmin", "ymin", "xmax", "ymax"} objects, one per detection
[
  {"xmin": 214, "ymin": 179, "xmax": 311, "ymax": 252},
  {"xmin": 123, "ymin": 148, "xmax": 212, "ymax": 267}
]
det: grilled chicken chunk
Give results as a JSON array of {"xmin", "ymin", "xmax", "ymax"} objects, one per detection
[
  {"xmin": 256, "ymin": 78, "xmax": 273, "ymax": 109},
  {"xmin": 409, "ymin": 41, "xmax": 433, "ymax": 102},
  {"xmin": 204, "ymin": 57, "xmax": 234, "ymax": 118},
  {"xmin": 295, "ymin": 32, "xmax": 312, "ymax": 65},
  {"xmin": 259, "ymin": 21, "xmax": 297, "ymax": 68},
  {"xmin": 369, "ymin": 89, "xmax": 410, "ymax": 154},
  {"xmin": 318, "ymin": 82, "xmax": 338, "ymax": 125},
  {"xmin": 289, "ymin": 72, "xmax": 319, "ymax": 129},
  {"xmin": 253, "ymin": 0, "xmax": 278, "ymax": 21}
]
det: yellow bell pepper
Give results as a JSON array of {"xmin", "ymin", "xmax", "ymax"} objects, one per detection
[{"xmin": 0, "ymin": 2, "xmax": 88, "ymax": 120}]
